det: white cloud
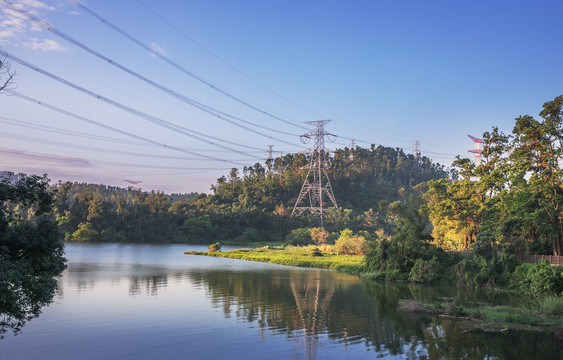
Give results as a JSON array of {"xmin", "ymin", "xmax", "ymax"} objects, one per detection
[
  {"xmin": 17, "ymin": 0, "xmax": 55, "ymax": 11},
  {"xmin": 0, "ymin": 0, "xmax": 64, "ymax": 52},
  {"xmin": 22, "ymin": 37, "xmax": 64, "ymax": 51},
  {"xmin": 151, "ymin": 42, "xmax": 167, "ymax": 56},
  {"xmin": 29, "ymin": 21, "xmax": 43, "ymax": 32},
  {"xmin": 1, "ymin": 14, "xmax": 26, "ymax": 28},
  {"xmin": 0, "ymin": 29, "xmax": 16, "ymax": 40}
]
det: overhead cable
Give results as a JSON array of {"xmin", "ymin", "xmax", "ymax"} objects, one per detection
[
  {"xmin": 0, "ymin": 131, "xmax": 258, "ymax": 162},
  {"xmin": 0, "ymin": 52, "xmax": 265, "ymax": 159},
  {"xmin": 135, "ymin": 0, "xmax": 324, "ymax": 119},
  {"xmin": 0, "ymin": 146, "xmax": 230, "ymax": 171},
  {"xmin": 0, "ymin": 0, "xmax": 301, "ymax": 145},
  {"xmin": 0, "ymin": 116, "xmax": 285, "ymax": 153},
  {"xmin": 70, "ymin": 0, "xmax": 309, "ymax": 131},
  {"xmin": 4, "ymin": 89, "xmax": 250, "ymax": 165},
  {"xmin": 0, "ymin": 116, "xmax": 146, "ymax": 146}
]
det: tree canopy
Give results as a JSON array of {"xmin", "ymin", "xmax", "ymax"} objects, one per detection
[
  {"xmin": 0, "ymin": 172, "xmax": 66, "ymax": 338},
  {"xmin": 53, "ymin": 145, "xmax": 449, "ymax": 245},
  {"xmin": 425, "ymin": 95, "xmax": 563, "ymax": 255}
]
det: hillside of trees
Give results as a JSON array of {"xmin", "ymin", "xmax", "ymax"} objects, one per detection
[
  {"xmin": 38, "ymin": 95, "xmax": 563, "ymax": 257},
  {"xmin": 52, "ymin": 145, "xmax": 449, "ymax": 244}
]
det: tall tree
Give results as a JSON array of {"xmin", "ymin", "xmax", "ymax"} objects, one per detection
[
  {"xmin": 508, "ymin": 96, "xmax": 563, "ymax": 255},
  {"xmin": 425, "ymin": 127, "xmax": 510, "ymax": 251},
  {"xmin": 0, "ymin": 172, "xmax": 66, "ymax": 337}
]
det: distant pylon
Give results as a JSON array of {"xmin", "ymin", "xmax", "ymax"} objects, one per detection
[
  {"xmin": 348, "ymin": 139, "xmax": 356, "ymax": 162},
  {"xmin": 124, "ymin": 179, "xmax": 142, "ymax": 191},
  {"xmin": 291, "ymin": 120, "xmax": 338, "ymax": 228},
  {"xmin": 413, "ymin": 140, "xmax": 421, "ymax": 160},
  {"xmin": 266, "ymin": 145, "xmax": 275, "ymax": 160},
  {"xmin": 467, "ymin": 135, "xmax": 484, "ymax": 163},
  {"xmin": 265, "ymin": 145, "xmax": 275, "ymax": 173}
]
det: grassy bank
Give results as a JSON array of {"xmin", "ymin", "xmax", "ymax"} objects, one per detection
[
  {"xmin": 398, "ymin": 297, "xmax": 563, "ymax": 331},
  {"xmin": 184, "ymin": 245, "xmax": 364, "ymax": 272}
]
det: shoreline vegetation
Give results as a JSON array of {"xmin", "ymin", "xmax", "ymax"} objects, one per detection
[
  {"xmin": 186, "ymin": 244, "xmax": 563, "ymax": 333},
  {"xmin": 184, "ymin": 245, "xmax": 364, "ymax": 272},
  {"xmin": 398, "ymin": 299, "xmax": 563, "ymax": 333}
]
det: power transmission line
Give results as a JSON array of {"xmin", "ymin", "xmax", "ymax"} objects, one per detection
[
  {"xmin": 0, "ymin": 147, "xmax": 230, "ymax": 171},
  {"xmin": 0, "ymin": 131, "xmax": 257, "ymax": 163},
  {"xmin": 0, "ymin": 0, "xmax": 301, "ymax": 145},
  {"xmin": 70, "ymin": 0, "xmax": 309, "ymax": 131},
  {"xmin": 5, "ymin": 89, "xmax": 250, "ymax": 165},
  {"xmin": 0, "ymin": 116, "xmax": 146, "ymax": 146},
  {"xmin": 134, "ymin": 0, "xmax": 325, "ymax": 120},
  {"xmin": 0, "ymin": 116, "xmax": 290, "ymax": 154},
  {"xmin": 0, "ymin": 52, "xmax": 266, "ymax": 159}
]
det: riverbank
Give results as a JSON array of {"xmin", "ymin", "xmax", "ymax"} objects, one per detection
[
  {"xmin": 398, "ymin": 298, "xmax": 563, "ymax": 333},
  {"xmin": 186, "ymin": 245, "xmax": 563, "ymax": 332},
  {"xmin": 184, "ymin": 245, "xmax": 364, "ymax": 272}
]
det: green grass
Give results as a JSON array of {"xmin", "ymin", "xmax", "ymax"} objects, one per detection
[
  {"xmin": 539, "ymin": 296, "xmax": 563, "ymax": 315},
  {"xmin": 398, "ymin": 300, "xmax": 563, "ymax": 330},
  {"xmin": 184, "ymin": 245, "xmax": 364, "ymax": 272},
  {"xmin": 472, "ymin": 306, "xmax": 539, "ymax": 326}
]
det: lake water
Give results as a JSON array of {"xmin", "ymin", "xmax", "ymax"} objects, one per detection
[{"xmin": 0, "ymin": 243, "xmax": 561, "ymax": 359}]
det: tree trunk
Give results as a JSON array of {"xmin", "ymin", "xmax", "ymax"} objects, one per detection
[{"xmin": 463, "ymin": 233, "xmax": 468, "ymax": 250}]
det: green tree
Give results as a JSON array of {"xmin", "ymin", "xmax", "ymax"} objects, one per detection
[
  {"xmin": 334, "ymin": 229, "xmax": 369, "ymax": 255},
  {"xmin": 310, "ymin": 227, "xmax": 329, "ymax": 246},
  {"xmin": 0, "ymin": 172, "xmax": 66, "ymax": 338},
  {"xmin": 507, "ymin": 96, "xmax": 563, "ymax": 255}
]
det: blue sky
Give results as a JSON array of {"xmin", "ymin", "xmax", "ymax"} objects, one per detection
[{"xmin": 1, "ymin": 0, "xmax": 562, "ymax": 193}]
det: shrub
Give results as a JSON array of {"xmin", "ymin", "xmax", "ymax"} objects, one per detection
[
  {"xmin": 318, "ymin": 244, "xmax": 335, "ymax": 253},
  {"xmin": 455, "ymin": 253, "xmax": 518, "ymax": 289},
  {"xmin": 512, "ymin": 259, "xmax": 563, "ymax": 297},
  {"xmin": 285, "ymin": 228, "xmax": 312, "ymax": 246},
  {"xmin": 326, "ymin": 232, "xmax": 339, "ymax": 245},
  {"xmin": 310, "ymin": 227, "xmax": 329, "ymax": 246},
  {"xmin": 208, "ymin": 242, "xmax": 222, "ymax": 252},
  {"xmin": 409, "ymin": 258, "xmax": 438, "ymax": 283},
  {"xmin": 334, "ymin": 229, "xmax": 369, "ymax": 255},
  {"xmin": 455, "ymin": 256, "xmax": 483, "ymax": 288},
  {"xmin": 309, "ymin": 248, "xmax": 323, "ymax": 257},
  {"xmin": 539, "ymin": 297, "xmax": 563, "ymax": 315}
]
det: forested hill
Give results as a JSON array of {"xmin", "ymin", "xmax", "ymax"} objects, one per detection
[
  {"xmin": 53, "ymin": 181, "xmax": 198, "ymax": 204},
  {"xmin": 53, "ymin": 145, "xmax": 449, "ymax": 244},
  {"xmin": 212, "ymin": 145, "xmax": 449, "ymax": 213}
]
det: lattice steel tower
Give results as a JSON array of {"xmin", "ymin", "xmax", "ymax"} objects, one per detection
[
  {"xmin": 413, "ymin": 140, "xmax": 421, "ymax": 160},
  {"xmin": 291, "ymin": 120, "xmax": 338, "ymax": 227}
]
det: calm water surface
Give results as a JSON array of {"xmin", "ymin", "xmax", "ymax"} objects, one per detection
[{"xmin": 1, "ymin": 243, "xmax": 561, "ymax": 359}]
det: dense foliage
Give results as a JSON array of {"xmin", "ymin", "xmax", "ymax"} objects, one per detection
[
  {"xmin": 360, "ymin": 95, "xmax": 563, "ymax": 291},
  {"xmin": 53, "ymin": 145, "xmax": 448, "ymax": 244},
  {"xmin": 0, "ymin": 172, "xmax": 66, "ymax": 338},
  {"xmin": 425, "ymin": 96, "xmax": 563, "ymax": 256}
]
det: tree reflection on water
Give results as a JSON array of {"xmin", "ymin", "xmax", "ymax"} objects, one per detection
[
  {"xmin": 0, "ymin": 262, "xmax": 62, "ymax": 339},
  {"xmin": 190, "ymin": 269, "xmax": 562, "ymax": 360}
]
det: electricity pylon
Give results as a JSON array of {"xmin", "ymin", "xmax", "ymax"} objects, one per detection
[
  {"xmin": 291, "ymin": 120, "xmax": 338, "ymax": 228},
  {"xmin": 265, "ymin": 145, "xmax": 275, "ymax": 173},
  {"xmin": 468, "ymin": 134, "xmax": 484, "ymax": 164},
  {"xmin": 413, "ymin": 140, "xmax": 421, "ymax": 161}
]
